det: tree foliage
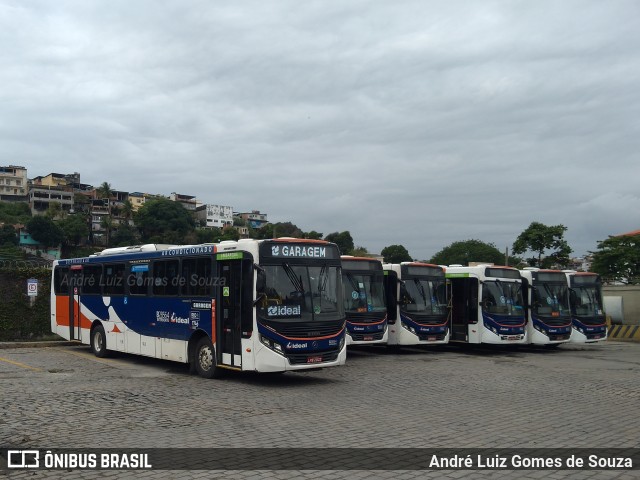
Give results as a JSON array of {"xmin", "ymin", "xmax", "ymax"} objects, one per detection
[
  {"xmin": 134, "ymin": 198, "xmax": 195, "ymax": 244},
  {"xmin": 59, "ymin": 214, "xmax": 89, "ymax": 246},
  {"xmin": 591, "ymin": 234, "xmax": 640, "ymax": 284},
  {"xmin": 0, "ymin": 202, "xmax": 31, "ymax": 224},
  {"xmin": 97, "ymin": 181, "xmax": 113, "ymax": 199},
  {"xmin": 0, "ymin": 225, "xmax": 18, "ymax": 246},
  {"xmin": 26, "ymin": 216, "xmax": 64, "ymax": 248},
  {"xmin": 381, "ymin": 244, "xmax": 412, "ymax": 263},
  {"xmin": 303, "ymin": 230, "xmax": 323, "ymax": 240},
  {"xmin": 351, "ymin": 246, "xmax": 370, "ymax": 257},
  {"xmin": 512, "ymin": 222, "xmax": 571, "ymax": 268},
  {"xmin": 430, "ymin": 239, "xmax": 507, "ymax": 266},
  {"xmin": 110, "ymin": 223, "xmax": 139, "ymax": 247},
  {"xmin": 324, "ymin": 231, "xmax": 354, "ymax": 255}
]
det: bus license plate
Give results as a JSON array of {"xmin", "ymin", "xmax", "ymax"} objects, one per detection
[
  {"xmin": 307, "ymin": 356, "xmax": 323, "ymax": 364},
  {"xmin": 363, "ymin": 336, "xmax": 373, "ymax": 341},
  {"xmin": 593, "ymin": 335, "xmax": 602, "ymax": 339},
  {"xmin": 506, "ymin": 335, "xmax": 520, "ymax": 341},
  {"xmin": 427, "ymin": 336, "xmax": 436, "ymax": 341}
]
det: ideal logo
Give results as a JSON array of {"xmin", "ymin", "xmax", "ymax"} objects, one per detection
[
  {"xmin": 170, "ymin": 313, "xmax": 190, "ymax": 324},
  {"xmin": 286, "ymin": 342, "xmax": 308, "ymax": 349},
  {"xmin": 267, "ymin": 305, "xmax": 301, "ymax": 317},
  {"xmin": 271, "ymin": 246, "xmax": 280, "ymax": 256}
]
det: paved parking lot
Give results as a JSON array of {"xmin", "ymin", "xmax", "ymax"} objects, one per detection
[{"xmin": 1, "ymin": 341, "xmax": 639, "ymax": 479}]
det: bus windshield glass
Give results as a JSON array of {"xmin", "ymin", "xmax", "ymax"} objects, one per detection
[
  {"xmin": 343, "ymin": 272, "xmax": 386, "ymax": 313},
  {"xmin": 482, "ymin": 280, "xmax": 524, "ymax": 316},
  {"xmin": 571, "ymin": 286, "xmax": 604, "ymax": 320},
  {"xmin": 532, "ymin": 283, "xmax": 571, "ymax": 318},
  {"xmin": 400, "ymin": 277, "xmax": 447, "ymax": 315},
  {"xmin": 258, "ymin": 263, "xmax": 342, "ymax": 322}
]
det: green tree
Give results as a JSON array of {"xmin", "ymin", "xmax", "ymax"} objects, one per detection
[
  {"xmin": 255, "ymin": 224, "xmax": 274, "ymax": 239},
  {"xmin": 0, "ymin": 225, "xmax": 18, "ymax": 246},
  {"xmin": 351, "ymin": 246, "xmax": 369, "ymax": 257},
  {"xmin": 59, "ymin": 214, "xmax": 89, "ymax": 246},
  {"xmin": 121, "ymin": 200, "xmax": 134, "ymax": 222},
  {"xmin": 0, "ymin": 201, "xmax": 32, "ymax": 224},
  {"xmin": 591, "ymin": 234, "xmax": 640, "ymax": 284},
  {"xmin": 97, "ymin": 181, "xmax": 113, "ymax": 200},
  {"xmin": 430, "ymin": 239, "xmax": 507, "ymax": 266},
  {"xmin": 512, "ymin": 222, "xmax": 572, "ymax": 268},
  {"xmin": 134, "ymin": 198, "xmax": 195, "ymax": 244},
  {"xmin": 45, "ymin": 201, "xmax": 64, "ymax": 220},
  {"xmin": 26, "ymin": 216, "xmax": 64, "ymax": 248},
  {"xmin": 381, "ymin": 244, "xmax": 412, "ymax": 263},
  {"xmin": 303, "ymin": 230, "xmax": 323, "ymax": 240},
  {"xmin": 272, "ymin": 222, "xmax": 303, "ymax": 238},
  {"xmin": 110, "ymin": 223, "xmax": 139, "ymax": 247},
  {"xmin": 195, "ymin": 228, "xmax": 222, "ymax": 244},
  {"xmin": 324, "ymin": 231, "xmax": 354, "ymax": 255},
  {"xmin": 100, "ymin": 216, "xmax": 114, "ymax": 247},
  {"xmin": 221, "ymin": 228, "xmax": 240, "ymax": 241}
]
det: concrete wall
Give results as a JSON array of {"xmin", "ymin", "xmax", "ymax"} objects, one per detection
[{"xmin": 603, "ymin": 285, "xmax": 640, "ymax": 325}]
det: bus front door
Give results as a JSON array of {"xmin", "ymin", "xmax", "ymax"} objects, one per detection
[
  {"xmin": 69, "ymin": 268, "xmax": 82, "ymax": 341},
  {"xmin": 450, "ymin": 277, "xmax": 478, "ymax": 343},
  {"xmin": 217, "ymin": 259, "xmax": 244, "ymax": 369}
]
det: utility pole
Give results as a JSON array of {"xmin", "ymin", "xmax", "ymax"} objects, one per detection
[{"xmin": 505, "ymin": 247, "xmax": 509, "ymax": 266}]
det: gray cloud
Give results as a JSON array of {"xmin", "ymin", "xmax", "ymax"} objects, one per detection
[{"xmin": 1, "ymin": 0, "xmax": 639, "ymax": 260}]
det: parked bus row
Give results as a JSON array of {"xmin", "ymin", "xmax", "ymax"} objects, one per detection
[{"xmin": 50, "ymin": 238, "xmax": 608, "ymax": 378}]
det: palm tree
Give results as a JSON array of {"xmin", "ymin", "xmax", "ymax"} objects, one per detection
[
  {"xmin": 100, "ymin": 215, "xmax": 114, "ymax": 247},
  {"xmin": 97, "ymin": 182, "xmax": 113, "ymax": 200},
  {"xmin": 121, "ymin": 200, "xmax": 134, "ymax": 224}
]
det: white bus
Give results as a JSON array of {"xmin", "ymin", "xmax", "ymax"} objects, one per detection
[
  {"xmin": 446, "ymin": 265, "xmax": 527, "ymax": 344},
  {"xmin": 564, "ymin": 270, "xmax": 608, "ymax": 343},
  {"xmin": 341, "ymin": 256, "xmax": 388, "ymax": 345},
  {"xmin": 520, "ymin": 268, "xmax": 572, "ymax": 345},
  {"xmin": 383, "ymin": 263, "xmax": 448, "ymax": 346},
  {"xmin": 51, "ymin": 238, "xmax": 347, "ymax": 378}
]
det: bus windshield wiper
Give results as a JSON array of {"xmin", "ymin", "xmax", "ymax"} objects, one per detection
[
  {"xmin": 345, "ymin": 272, "xmax": 360, "ymax": 292},
  {"xmin": 318, "ymin": 264, "xmax": 328, "ymax": 293},
  {"xmin": 414, "ymin": 279, "xmax": 428, "ymax": 305},
  {"xmin": 283, "ymin": 263, "xmax": 305, "ymax": 293}
]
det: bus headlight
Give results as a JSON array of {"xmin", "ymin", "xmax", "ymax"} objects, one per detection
[
  {"xmin": 260, "ymin": 335, "xmax": 284, "ymax": 356},
  {"xmin": 339, "ymin": 335, "xmax": 345, "ymax": 350}
]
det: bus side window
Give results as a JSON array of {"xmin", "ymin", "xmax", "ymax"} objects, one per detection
[
  {"xmin": 181, "ymin": 258, "xmax": 212, "ymax": 297},
  {"xmin": 104, "ymin": 264, "xmax": 125, "ymax": 295},
  {"xmin": 153, "ymin": 260, "xmax": 180, "ymax": 296},
  {"xmin": 82, "ymin": 265, "xmax": 103, "ymax": 295},
  {"xmin": 128, "ymin": 264, "xmax": 150, "ymax": 295},
  {"xmin": 54, "ymin": 267, "xmax": 69, "ymax": 295}
]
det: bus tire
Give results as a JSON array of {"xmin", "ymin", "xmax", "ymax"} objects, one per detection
[
  {"xmin": 91, "ymin": 325, "xmax": 109, "ymax": 358},
  {"xmin": 195, "ymin": 337, "xmax": 220, "ymax": 379}
]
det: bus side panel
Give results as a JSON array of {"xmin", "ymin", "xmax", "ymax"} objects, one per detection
[
  {"xmin": 54, "ymin": 295, "xmax": 70, "ymax": 340},
  {"xmin": 80, "ymin": 295, "xmax": 211, "ymax": 363}
]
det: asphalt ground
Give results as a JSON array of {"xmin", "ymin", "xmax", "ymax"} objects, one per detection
[{"xmin": 1, "ymin": 340, "xmax": 639, "ymax": 479}]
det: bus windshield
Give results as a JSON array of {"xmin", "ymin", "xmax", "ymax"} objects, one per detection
[
  {"xmin": 400, "ymin": 277, "xmax": 447, "ymax": 315},
  {"xmin": 532, "ymin": 283, "xmax": 571, "ymax": 318},
  {"xmin": 482, "ymin": 280, "xmax": 524, "ymax": 316},
  {"xmin": 571, "ymin": 286, "xmax": 604, "ymax": 321},
  {"xmin": 258, "ymin": 263, "xmax": 343, "ymax": 322},
  {"xmin": 343, "ymin": 272, "xmax": 386, "ymax": 313}
]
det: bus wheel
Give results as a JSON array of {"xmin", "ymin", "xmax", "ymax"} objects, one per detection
[
  {"xmin": 195, "ymin": 337, "xmax": 220, "ymax": 379},
  {"xmin": 91, "ymin": 325, "xmax": 109, "ymax": 358}
]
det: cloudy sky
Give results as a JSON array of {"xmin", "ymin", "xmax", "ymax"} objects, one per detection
[{"xmin": 2, "ymin": 0, "xmax": 639, "ymax": 260}]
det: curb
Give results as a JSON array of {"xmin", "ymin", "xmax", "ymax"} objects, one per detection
[{"xmin": 0, "ymin": 341, "xmax": 78, "ymax": 349}]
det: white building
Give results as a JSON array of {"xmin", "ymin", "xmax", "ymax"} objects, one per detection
[
  {"xmin": 196, "ymin": 204, "xmax": 234, "ymax": 229},
  {"xmin": 0, "ymin": 165, "xmax": 28, "ymax": 201}
]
